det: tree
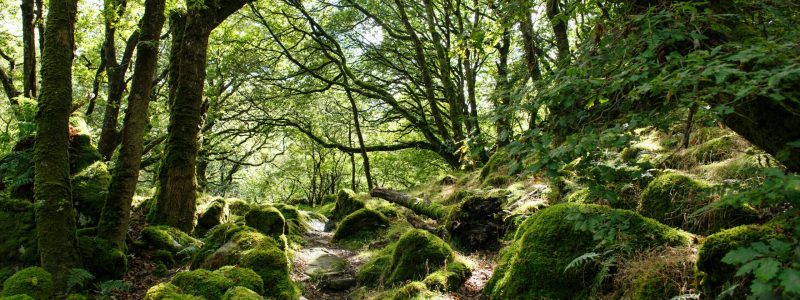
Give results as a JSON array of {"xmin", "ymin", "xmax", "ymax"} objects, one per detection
[
  {"xmin": 150, "ymin": 0, "xmax": 252, "ymax": 232},
  {"xmin": 97, "ymin": 0, "xmax": 167, "ymax": 248},
  {"xmin": 34, "ymin": 0, "xmax": 81, "ymax": 293}
]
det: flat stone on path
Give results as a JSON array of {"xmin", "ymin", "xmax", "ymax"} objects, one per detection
[{"xmin": 303, "ymin": 248, "xmax": 348, "ymax": 277}]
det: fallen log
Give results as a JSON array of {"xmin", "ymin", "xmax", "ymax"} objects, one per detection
[{"xmin": 370, "ymin": 187, "xmax": 448, "ymax": 219}]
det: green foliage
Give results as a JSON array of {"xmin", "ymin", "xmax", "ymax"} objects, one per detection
[
  {"xmin": 244, "ymin": 206, "xmax": 285, "ymax": 238},
  {"xmin": 77, "ymin": 236, "xmax": 127, "ymax": 280},
  {"xmin": 332, "ymin": 208, "xmax": 389, "ymax": 243},
  {"xmin": 722, "ymin": 233, "xmax": 800, "ymax": 298},
  {"xmin": 388, "ymin": 281, "xmax": 436, "ymax": 300},
  {"xmin": 96, "ymin": 280, "xmax": 132, "ymax": 298},
  {"xmin": 0, "ymin": 267, "xmax": 53, "ymax": 300},
  {"xmin": 485, "ymin": 203, "xmax": 689, "ymax": 299},
  {"xmin": 65, "ymin": 269, "xmax": 94, "ymax": 294}
]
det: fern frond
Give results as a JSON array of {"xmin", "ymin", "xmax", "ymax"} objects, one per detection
[{"xmin": 66, "ymin": 268, "xmax": 95, "ymax": 293}]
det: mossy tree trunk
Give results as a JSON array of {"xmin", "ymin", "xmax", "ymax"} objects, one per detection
[
  {"xmin": 151, "ymin": 0, "xmax": 251, "ymax": 233},
  {"xmin": 97, "ymin": 0, "xmax": 167, "ymax": 248},
  {"xmin": 546, "ymin": 0, "xmax": 570, "ymax": 65},
  {"xmin": 21, "ymin": 0, "xmax": 37, "ymax": 98},
  {"xmin": 34, "ymin": 0, "xmax": 81, "ymax": 294}
]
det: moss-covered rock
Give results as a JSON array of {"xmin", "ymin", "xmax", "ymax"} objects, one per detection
[
  {"xmin": 171, "ymin": 269, "xmax": 235, "ymax": 300},
  {"xmin": 389, "ymin": 281, "xmax": 436, "ymax": 300},
  {"xmin": 143, "ymin": 283, "xmax": 203, "ymax": 300},
  {"xmin": 481, "ymin": 174, "xmax": 513, "ymax": 188},
  {"xmin": 0, "ymin": 199, "xmax": 37, "ymax": 266},
  {"xmin": 71, "ymin": 162, "xmax": 111, "ymax": 227},
  {"xmin": 77, "ymin": 236, "xmax": 127, "ymax": 279},
  {"xmin": 328, "ymin": 189, "xmax": 365, "ymax": 222},
  {"xmin": 244, "ymin": 206, "xmax": 285, "ymax": 238},
  {"xmin": 0, "ymin": 269, "xmax": 14, "ymax": 286},
  {"xmin": 388, "ymin": 230, "xmax": 455, "ymax": 284},
  {"xmin": 197, "ymin": 198, "xmax": 227, "ymax": 235},
  {"xmin": 422, "ymin": 261, "xmax": 471, "ymax": 292},
  {"xmin": 332, "ymin": 209, "xmax": 389, "ymax": 241},
  {"xmin": 0, "ymin": 267, "xmax": 53, "ymax": 300},
  {"xmin": 227, "ymin": 199, "xmax": 252, "ymax": 217},
  {"xmin": 695, "ymin": 223, "xmax": 784, "ymax": 298},
  {"xmin": 356, "ymin": 247, "xmax": 393, "ymax": 286},
  {"xmin": 221, "ymin": 286, "xmax": 263, "ymax": 300},
  {"xmin": 611, "ymin": 247, "xmax": 696, "ymax": 300},
  {"xmin": 638, "ymin": 172, "xmax": 758, "ymax": 234},
  {"xmin": 273, "ymin": 203, "xmax": 310, "ymax": 239},
  {"xmin": 485, "ymin": 203, "xmax": 689, "ymax": 299},
  {"xmin": 479, "ymin": 149, "xmax": 512, "ymax": 179},
  {"xmin": 240, "ymin": 249, "xmax": 299, "ymax": 299},
  {"xmin": 193, "ymin": 226, "xmax": 282, "ymax": 270},
  {"xmin": 213, "ymin": 266, "xmax": 264, "ymax": 295},
  {"xmin": 141, "ymin": 225, "xmax": 202, "ymax": 255},
  {"xmin": 68, "ymin": 134, "xmax": 102, "ymax": 174},
  {"xmin": 152, "ymin": 250, "xmax": 175, "ymax": 267},
  {"xmin": 443, "ymin": 190, "xmax": 507, "ymax": 250}
]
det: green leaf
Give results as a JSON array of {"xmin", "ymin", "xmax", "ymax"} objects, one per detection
[
  {"xmin": 723, "ymin": 247, "xmax": 761, "ymax": 264},
  {"xmin": 778, "ymin": 269, "xmax": 800, "ymax": 294},
  {"xmin": 753, "ymin": 259, "xmax": 781, "ymax": 281}
]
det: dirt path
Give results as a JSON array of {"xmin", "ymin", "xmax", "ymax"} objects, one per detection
[{"xmin": 292, "ymin": 218, "xmax": 364, "ymax": 299}]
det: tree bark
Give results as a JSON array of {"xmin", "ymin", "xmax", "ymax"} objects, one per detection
[
  {"xmin": 21, "ymin": 0, "xmax": 37, "ymax": 98},
  {"xmin": 546, "ymin": 0, "xmax": 570, "ymax": 65},
  {"xmin": 370, "ymin": 187, "xmax": 446, "ymax": 219},
  {"xmin": 344, "ymin": 79, "xmax": 373, "ymax": 190},
  {"xmin": 151, "ymin": 0, "xmax": 250, "ymax": 233},
  {"xmin": 34, "ymin": 0, "xmax": 81, "ymax": 294},
  {"xmin": 494, "ymin": 28, "xmax": 512, "ymax": 147},
  {"xmin": 96, "ymin": 0, "xmax": 167, "ymax": 248}
]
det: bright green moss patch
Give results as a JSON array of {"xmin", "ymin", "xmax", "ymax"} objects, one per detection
[
  {"xmin": 480, "ymin": 174, "xmax": 513, "ymax": 188},
  {"xmin": 485, "ymin": 203, "xmax": 689, "ymax": 299},
  {"xmin": 193, "ymin": 225, "xmax": 282, "ymax": 270},
  {"xmin": 0, "ymin": 267, "xmax": 53, "ymax": 300},
  {"xmin": 227, "ymin": 199, "xmax": 252, "ymax": 217},
  {"xmin": 143, "ymin": 283, "xmax": 203, "ymax": 300},
  {"xmin": 221, "ymin": 286, "xmax": 263, "ymax": 300},
  {"xmin": 141, "ymin": 225, "xmax": 202, "ymax": 254},
  {"xmin": 389, "ymin": 281, "xmax": 436, "ymax": 300},
  {"xmin": 213, "ymin": 266, "xmax": 264, "ymax": 295},
  {"xmin": 171, "ymin": 269, "xmax": 235, "ymax": 300},
  {"xmin": 78, "ymin": 236, "xmax": 127, "ymax": 279},
  {"xmin": 332, "ymin": 209, "xmax": 389, "ymax": 242},
  {"xmin": 65, "ymin": 294, "xmax": 87, "ymax": 300},
  {"xmin": 638, "ymin": 172, "xmax": 758, "ymax": 234},
  {"xmin": 244, "ymin": 206, "xmax": 285, "ymax": 238},
  {"xmin": 240, "ymin": 249, "xmax": 299, "ymax": 299},
  {"xmin": 696, "ymin": 223, "xmax": 784, "ymax": 297},
  {"xmin": 329, "ymin": 189, "xmax": 365, "ymax": 222},
  {"xmin": 0, "ymin": 198, "xmax": 37, "ymax": 266},
  {"xmin": 422, "ymin": 261, "xmax": 471, "ymax": 292}
]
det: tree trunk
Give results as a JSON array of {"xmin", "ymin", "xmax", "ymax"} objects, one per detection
[
  {"xmin": 546, "ymin": 0, "xmax": 570, "ymax": 65},
  {"xmin": 423, "ymin": 0, "xmax": 463, "ymax": 143},
  {"xmin": 34, "ymin": 0, "xmax": 81, "ymax": 293},
  {"xmin": 370, "ymin": 187, "xmax": 447, "ymax": 219},
  {"xmin": 344, "ymin": 80, "xmax": 373, "ymax": 190},
  {"xmin": 494, "ymin": 28, "xmax": 512, "ymax": 147},
  {"xmin": 96, "ymin": 0, "xmax": 167, "ymax": 248},
  {"xmin": 152, "ymin": 0, "xmax": 250, "ymax": 233},
  {"xmin": 21, "ymin": 0, "xmax": 37, "ymax": 98}
]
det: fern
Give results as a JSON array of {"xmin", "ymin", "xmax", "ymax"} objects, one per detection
[
  {"xmin": 66, "ymin": 268, "xmax": 95, "ymax": 293},
  {"xmin": 96, "ymin": 280, "xmax": 132, "ymax": 298}
]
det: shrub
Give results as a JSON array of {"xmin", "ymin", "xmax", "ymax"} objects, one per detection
[
  {"xmin": 484, "ymin": 203, "xmax": 689, "ymax": 299},
  {"xmin": 0, "ymin": 267, "xmax": 53, "ymax": 300}
]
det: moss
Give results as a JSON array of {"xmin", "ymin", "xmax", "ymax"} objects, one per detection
[
  {"xmin": 612, "ymin": 247, "xmax": 696, "ymax": 300},
  {"xmin": 227, "ymin": 199, "xmax": 252, "ymax": 217},
  {"xmin": 244, "ymin": 206, "xmax": 285, "ymax": 238},
  {"xmin": 213, "ymin": 266, "xmax": 264, "ymax": 295},
  {"xmin": 144, "ymin": 283, "xmax": 204, "ymax": 300},
  {"xmin": 71, "ymin": 161, "xmax": 111, "ymax": 227},
  {"xmin": 0, "ymin": 198, "xmax": 38, "ymax": 266},
  {"xmin": 386, "ymin": 229, "xmax": 455, "ymax": 284},
  {"xmin": 389, "ymin": 281, "xmax": 436, "ymax": 300},
  {"xmin": 141, "ymin": 225, "xmax": 202, "ymax": 254},
  {"xmin": 152, "ymin": 250, "xmax": 175, "ymax": 267},
  {"xmin": 442, "ymin": 190, "xmax": 472, "ymax": 205},
  {"xmin": 221, "ymin": 286, "xmax": 263, "ymax": 300},
  {"xmin": 193, "ymin": 226, "xmax": 282, "ymax": 270},
  {"xmin": 356, "ymin": 247, "xmax": 393, "ymax": 286},
  {"xmin": 332, "ymin": 209, "xmax": 389, "ymax": 242},
  {"xmin": 697, "ymin": 154, "xmax": 770, "ymax": 181},
  {"xmin": 273, "ymin": 203, "xmax": 310, "ymax": 239},
  {"xmin": 481, "ymin": 174, "xmax": 513, "ymax": 188},
  {"xmin": 422, "ymin": 261, "xmax": 471, "ymax": 292},
  {"xmin": 0, "ymin": 295, "xmax": 34, "ymax": 300},
  {"xmin": 485, "ymin": 203, "xmax": 689, "ymax": 299},
  {"xmin": 638, "ymin": 172, "xmax": 758, "ymax": 234},
  {"xmin": 170, "ymin": 269, "xmax": 234, "ymax": 300},
  {"xmin": 0, "ymin": 267, "xmax": 53, "ymax": 300},
  {"xmin": 65, "ymin": 294, "xmax": 87, "ymax": 300},
  {"xmin": 695, "ymin": 224, "xmax": 784, "ymax": 297},
  {"xmin": 77, "ymin": 236, "xmax": 127, "ymax": 279},
  {"xmin": 480, "ymin": 149, "xmax": 511, "ymax": 179},
  {"xmin": 0, "ymin": 149, "xmax": 35, "ymax": 200},
  {"xmin": 197, "ymin": 198, "xmax": 227, "ymax": 235},
  {"xmin": 329, "ymin": 189, "xmax": 365, "ymax": 222},
  {"xmin": 240, "ymin": 249, "xmax": 299, "ymax": 299},
  {"xmin": 442, "ymin": 190, "xmax": 507, "ymax": 250}
]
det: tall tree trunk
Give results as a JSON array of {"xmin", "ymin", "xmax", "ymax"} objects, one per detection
[
  {"xmin": 34, "ymin": 0, "xmax": 81, "ymax": 294},
  {"xmin": 21, "ymin": 0, "xmax": 37, "ymax": 98},
  {"xmin": 96, "ymin": 0, "xmax": 167, "ymax": 248},
  {"xmin": 344, "ymin": 79, "xmax": 373, "ymax": 191},
  {"xmin": 151, "ymin": 0, "xmax": 250, "ymax": 233},
  {"xmin": 494, "ymin": 28, "xmax": 512, "ymax": 147},
  {"xmin": 546, "ymin": 0, "xmax": 570, "ymax": 65},
  {"xmin": 423, "ymin": 0, "xmax": 463, "ymax": 143}
]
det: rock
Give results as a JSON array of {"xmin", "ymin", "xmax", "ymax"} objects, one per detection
[
  {"xmin": 197, "ymin": 198, "xmax": 227, "ymax": 235},
  {"xmin": 0, "ymin": 267, "xmax": 53, "ymax": 300},
  {"xmin": 332, "ymin": 209, "xmax": 389, "ymax": 241},
  {"xmin": 328, "ymin": 189, "xmax": 365, "ymax": 223},
  {"xmin": 304, "ymin": 251, "xmax": 347, "ymax": 278},
  {"xmin": 244, "ymin": 206, "xmax": 285, "ymax": 238},
  {"xmin": 443, "ymin": 190, "xmax": 508, "ymax": 250},
  {"xmin": 318, "ymin": 276, "xmax": 356, "ymax": 291}
]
